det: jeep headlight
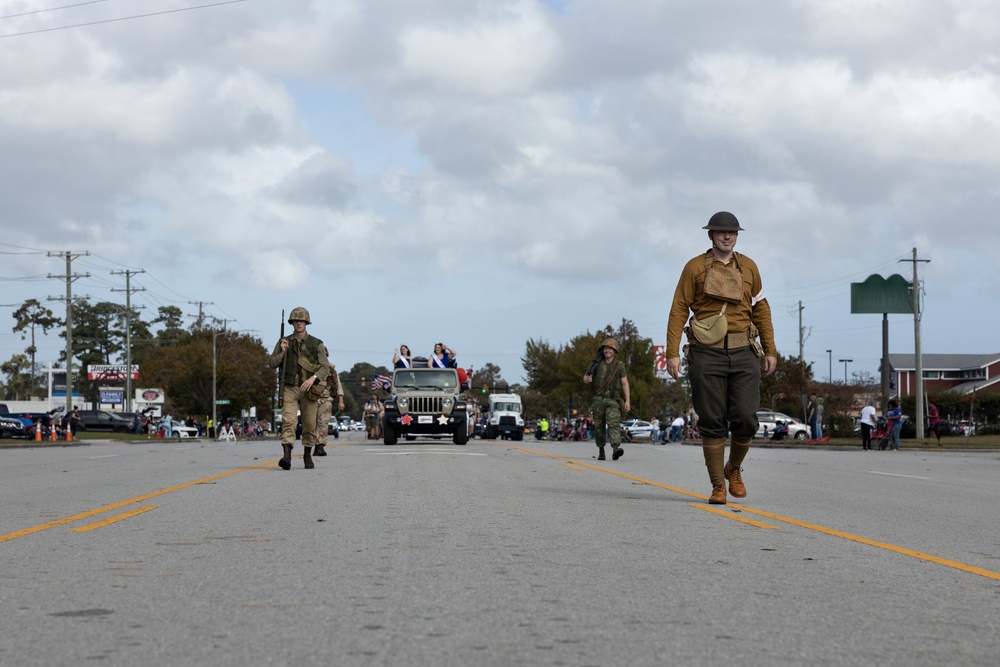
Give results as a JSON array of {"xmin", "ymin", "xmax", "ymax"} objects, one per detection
[
  {"xmin": 442, "ymin": 397, "xmax": 454, "ymax": 412},
  {"xmin": 398, "ymin": 397, "xmax": 408, "ymax": 411}
]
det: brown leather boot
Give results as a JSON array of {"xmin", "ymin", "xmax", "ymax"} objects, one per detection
[
  {"xmin": 709, "ymin": 485, "xmax": 727, "ymax": 504},
  {"xmin": 724, "ymin": 461, "xmax": 747, "ymax": 498},
  {"xmin": 303, "ymin": 447, "xmax": 314, "ymax": 469},
  {"xmin": 278, "ymin": 444, "xmax": 292, "ymax": 470}
]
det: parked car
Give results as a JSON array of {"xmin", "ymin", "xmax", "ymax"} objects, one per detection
[
  {"xmin": 621, "ymin": 419, "xmax": 658, "ymax": 440},
  {"xmin": 0, "ymin": 415, "xmax": 27, "ymax": 439},
  {"xmin": 170, "ymin": 421, "xmax": 199, "ymax": 438},
  {"xmin": 77, "ymin": 410, "xmax": 134, "ymax": 433},
  {"xmin": 756, "ymin": 410, "xmax": 810, "ymax": 440},
  {"xmin": 114, "ymin": 411, "xmax": 149, "ymax": 432},
  {"xmin": 328, "ymin": 418, "xmax": 339, "ymax": 437},
  {"xmin": 4, "ymin": 412, "xmax": 58, "ymax": 438}
]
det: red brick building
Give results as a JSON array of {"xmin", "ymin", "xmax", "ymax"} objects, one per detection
[{"xmin": 887, "ymin": 354, "xmax": 1000, "ymax": 396}]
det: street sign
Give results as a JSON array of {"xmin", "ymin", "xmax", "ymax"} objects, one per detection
[{"xmin": 215, "ymin": 399, "xmax": 230, "ymax": 405}]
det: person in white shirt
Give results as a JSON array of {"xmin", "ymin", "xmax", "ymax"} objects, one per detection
[
  {"xmin": 859, "ymin": 400, "xmax": 878, "ymax": 451},
  {"xmin": 670, "ymin": 416, "xmax": 686, "ymax": 443}
]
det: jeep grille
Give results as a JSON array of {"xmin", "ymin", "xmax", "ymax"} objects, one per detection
[{"xmin": 408, "ymin": 397, "xmax": 446, "ymax": 414}]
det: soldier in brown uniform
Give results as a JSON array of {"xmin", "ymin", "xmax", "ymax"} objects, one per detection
[
  {"xmin": 268, "ymin": 307, "xmax": 331, "ymax": 470},
  {"xmin": 665, "ymin": 212, "xmax": 777, "ymax": 504},
  {"xmin": 583, "ymin": 337, "xmax": 631, "ymax": 461},
  {"xmin": 314, "ymin": 354, "xmax": 344, "ymax": 456}
]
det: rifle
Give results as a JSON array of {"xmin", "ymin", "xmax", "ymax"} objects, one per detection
[
  {"xmin": 277, "ymin": 309, "xmax": 285, "ymax": 409},
  {"xmin": 584, "ymin": 349, "xmax": 602, "ymax": 379}
]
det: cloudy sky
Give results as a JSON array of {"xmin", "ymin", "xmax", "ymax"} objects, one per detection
[{"xmin": 1, "ymin": 0, "xmax": 997, "ymax": 390}]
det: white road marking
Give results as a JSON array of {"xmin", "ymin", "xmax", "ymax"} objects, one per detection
[{"xmin": 866, "ymin": 471, "xmax": 931, "ymax": 480}]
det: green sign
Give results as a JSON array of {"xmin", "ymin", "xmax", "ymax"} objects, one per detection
[
  {"xmin": 850, "ymin": 274, "xmax": 914, "ymax": 314},
  {"xmin": 215, "ymin": 399, "xmax": 230, "ymax": 405}
]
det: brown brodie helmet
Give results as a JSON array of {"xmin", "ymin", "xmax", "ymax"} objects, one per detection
[
  {"xmin": 599, "ymin": 337, "xmax": 619, "ymax": 353},
  {"xmin": 288, "ymin": 307, "xmax": 311, "ymax": 324},
  {"xmin": 702, "ymin": 211, "xmax": 745, "ymax": 232}
]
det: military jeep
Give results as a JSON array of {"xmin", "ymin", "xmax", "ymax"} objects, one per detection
[{"xmin": 382, "ymin": 367, "xmax": 469, "ymax": 445}]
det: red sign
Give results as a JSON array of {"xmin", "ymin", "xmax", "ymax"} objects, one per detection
[{"xmin": 653, "ymin": 346, "xmax": 667, "ymax": 372}]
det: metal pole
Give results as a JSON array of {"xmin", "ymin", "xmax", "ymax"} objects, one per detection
[
  {"xmin": 839, "ymin": 359, "xmax": 852, "ymax": 384},
  {"xmin": 912, "ymin": 247, "xmax": 924, "ymax": 440},
  {"xmin": 826, "ymin": 350, "xmax": 832, "ymax": 383},
  {"xmin": 65, "ymin": 254, "xmax": 73, "ymax": 416},
  {"xmin": 212, "ymin": 331, "xmax": 218, "ymax": 441}
]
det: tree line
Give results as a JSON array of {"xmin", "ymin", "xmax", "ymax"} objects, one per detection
[{"xmin": 17, "ymin": 298, "xmax": 928, "ymax": 431}]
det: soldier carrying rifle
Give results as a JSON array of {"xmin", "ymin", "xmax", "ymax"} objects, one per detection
[{"xmin": 268, "ymin": 307, "xmax": 331, "ymax": 470}]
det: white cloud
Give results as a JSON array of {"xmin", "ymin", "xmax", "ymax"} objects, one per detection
[{"xmin": 2, "ymin": 0, "xmax": 1000, "ymax": 379}]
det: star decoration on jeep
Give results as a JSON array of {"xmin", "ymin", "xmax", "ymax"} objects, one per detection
[
  {"xmin": 437, "ymin": 414, "xmax": 449, "ymax": 425},
  {"xmin": 401, "ymin": 415, "xmax": 413, "ymax": 425}
]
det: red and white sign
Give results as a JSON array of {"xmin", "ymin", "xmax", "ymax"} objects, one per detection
[
  {"xmin": 135, "ymin": 388, "xmax": 164, "ymax": 404},
  {"xmin": 87, "ymin": 364, "xmax": 139, "ymax": 381},
  {"xmin": 653, "ymin": 346, "xmax": 669, "ymax": 379}
]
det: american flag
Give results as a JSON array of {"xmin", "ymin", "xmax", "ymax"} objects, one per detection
[{"xmin": 372, "ymin": 373, "xmax": 392, "ymax": 391}]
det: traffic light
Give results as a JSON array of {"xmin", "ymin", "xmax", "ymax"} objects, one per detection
[{"xmin": 482, "ymin": 384, "xmax": 488, "ymax": 393}]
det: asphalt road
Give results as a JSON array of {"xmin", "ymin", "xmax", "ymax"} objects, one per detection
[{"xmin": 2, "ymin": 433, "xmax": 998, "ymax": 666}]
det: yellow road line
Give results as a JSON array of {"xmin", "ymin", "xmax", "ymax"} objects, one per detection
[
  {"xmin": 692, "ymin": 503, "xmax": 778, "ymax": 529},
  {"xmin": 70, "ymin": 506, "xmax": 158, "ymax": 533},
  {"xmin": 738, "ymin": 505, "xmax": 1000, "ymax": 581},
  {"xmin": 499, "ymin": 443, "xmax": 1000, "ymax": 582},
  {"xmin": 0, "ymin": 458, "xmax": 277, "ymax": 544}
]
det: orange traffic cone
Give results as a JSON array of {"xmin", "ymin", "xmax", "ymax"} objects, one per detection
[
  {"xmin": 34, "ymin": 421, "xmax": 42, "ymax": 442},
  {"xmin": 66, "ymin": 427, "xmax": 73, "ymax": 442},
  {"xmin": 50, "ymin": 425, "xmax": 57, "ymax": 442}
]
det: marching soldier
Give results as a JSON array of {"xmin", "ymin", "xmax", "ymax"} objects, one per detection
[{"xmin": 268, "ymin": 307, "xmax": 331, "ymax": 470}]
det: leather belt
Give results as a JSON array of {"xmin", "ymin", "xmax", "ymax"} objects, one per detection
[{"xmin": 700, "ymin": 331, "xmax": 751, "ymax": 350}]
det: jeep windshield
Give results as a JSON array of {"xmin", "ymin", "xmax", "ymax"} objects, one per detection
[{"xmin": 393, "ymin": 370, "xmax": 457, "ymax": 389}]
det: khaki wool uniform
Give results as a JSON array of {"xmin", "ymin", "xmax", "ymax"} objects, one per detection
[
  {"xmin": 666, "ymin": 249, "xmax": 776, "ymax": 489},
  {"xmin": 315, "ymin": 369, "xmax": 344, "ymax": 447},
  {"xmin": 268, "ymin": 334, "xmax": 331, "ymax": 448}
]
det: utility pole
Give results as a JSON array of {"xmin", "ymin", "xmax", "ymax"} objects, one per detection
[
  {"xmin": 111, "ymin": 269, "xmax": 145, "ymax": 413},
  {"xmin": 900, "ymin": 248, "xmax": 930, "ymax": 440},
  {"xmin": 826, "ymin": 349, "xmax": 832, "ymax": 384},
  {"xmin": 798, "ymin": 301, "xmax": 804, "ymax": 361},
  {"xmin": 188, "ymin": 300, "xmax": 214, "ymax": 329},
  {"xmin": 47, "ymin": 251, "xmax": 90, "ymax": 414}
]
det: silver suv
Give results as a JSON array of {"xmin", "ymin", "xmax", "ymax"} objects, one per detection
[{"xmin": 382, "ymin": 368, "xmax": 469, "ymax": 445}]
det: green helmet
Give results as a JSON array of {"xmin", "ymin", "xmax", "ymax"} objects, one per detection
[
  {"xmin": 288, "ymin": 307, "xmax": 311, "ymax": 324},
  {"xmin": 702, "ymin": 211, "xmax": 745, "ymax": 232}
]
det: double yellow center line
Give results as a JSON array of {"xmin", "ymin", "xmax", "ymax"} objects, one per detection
[
  {"xmin": 0, "ymin": 458, "xmax": 276, "ymax": 543},
  {"xmin": 504, "ymin": 443, "xmax": 1000, "ymax": 582}
]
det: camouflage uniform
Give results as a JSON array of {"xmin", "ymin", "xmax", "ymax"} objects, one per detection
[{"xmin": 591, "ymin": 357, "xmax": 627, "ymax": 452}]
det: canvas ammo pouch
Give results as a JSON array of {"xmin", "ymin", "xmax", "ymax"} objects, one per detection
[
  {"xmin": 687, "ymin": 302, "xmax": 729, "ymax": 346},
  {"xmin": 703, "ymin": 254, "xmax": 744, "ymax": 304}
]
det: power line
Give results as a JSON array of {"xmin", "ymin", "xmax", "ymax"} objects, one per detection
[
  {"xmin": 0, "ymin": 1, "xmax": 108, "ymax": 21},
  {"xmin": 0, "ymin": 0, "xmax": 249, "ymax": 39}
]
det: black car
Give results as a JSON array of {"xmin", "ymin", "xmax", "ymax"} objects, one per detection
[
  {"xmin": 0, "ymin": 415, "xmax": 26, "ymax": 439},
  {"xmin": 77, "ymin": 410, "xmax": 134, "ymax": 433}
]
